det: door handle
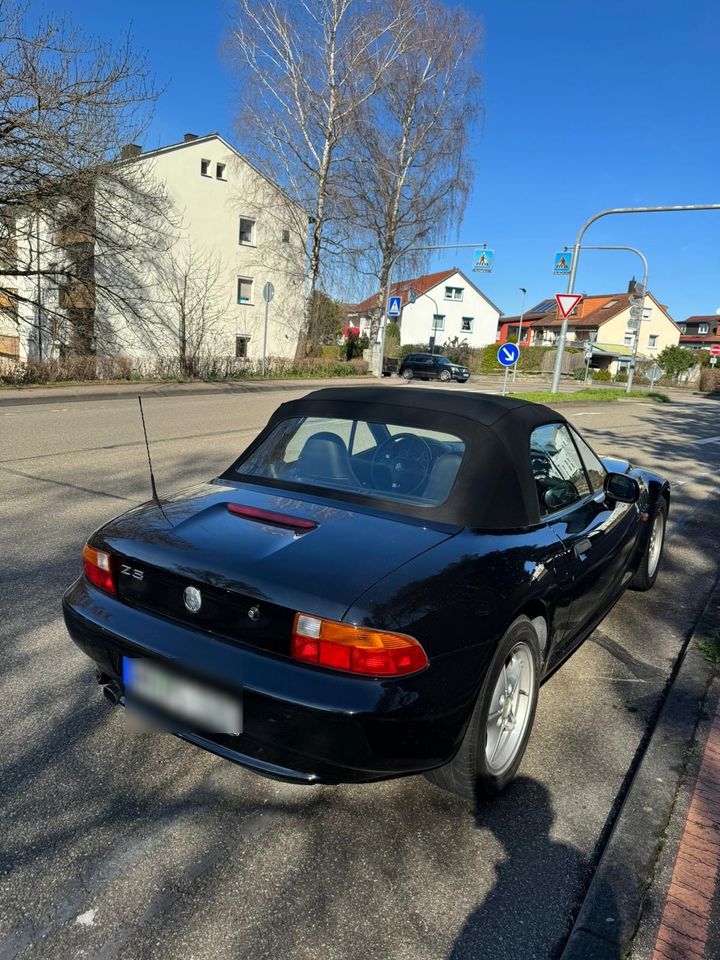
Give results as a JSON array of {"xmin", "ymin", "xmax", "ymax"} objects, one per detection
[{"xmin": 574, "ymin": 538, "xmax": 592, "ymax": 559}]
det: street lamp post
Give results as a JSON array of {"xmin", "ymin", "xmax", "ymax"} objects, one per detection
[
  {"xmin": 550, "ymin": 203, "xmax": 720, "ymax": 393},
  {"xmin": 375, "ymin": 242, "xmax": 489, "ymax": 377},
  {"xmin": 512, "ymin": 287, "xmax": 526, "ymax": 383}
]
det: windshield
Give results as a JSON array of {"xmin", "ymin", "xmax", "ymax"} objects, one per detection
[{"xmin": 235, "ymin": 416, "xmax": 465, "ymax": 506}]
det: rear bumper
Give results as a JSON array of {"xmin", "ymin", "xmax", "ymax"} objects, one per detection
[{"xmin": 63, "ymin": 578, "xmax": 471, "ymax": 784}]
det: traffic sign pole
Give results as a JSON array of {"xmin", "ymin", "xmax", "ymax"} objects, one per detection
[
  {"xmin": 550, "ymin": 203, "xmax": 720, "ymax": 394},
  {"xmin": 262, "ymin": 281, "xmax": 274, "ymax": 377}
]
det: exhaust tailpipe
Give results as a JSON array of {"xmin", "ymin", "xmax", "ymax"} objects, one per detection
[{"xmin": 103, "ymin": 683, "xmax": 121, "ymax": 706}]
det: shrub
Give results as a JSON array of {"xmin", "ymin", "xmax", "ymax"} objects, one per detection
[
  {"xmin": 700, "ymin": 367, "xmax": 720, "ymax": 393},
  {"xmin": 572, "ymin": 367, "xmax": 587, "ymax": 381},
  {"xmin": 398, "ymin": 343, "xmax": 429, "ymax": 359},
  {"xmin": 592, "ymin": 369, "xmax": 611, "ymax": 381},
  {"xmin": 614, "ymin": 371, "xmax": 628, "ymax": 383}
]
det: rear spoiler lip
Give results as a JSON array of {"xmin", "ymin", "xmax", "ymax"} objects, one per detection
[{"xmin": 226, "ymin": 503, "xmax": 318, "ymax": 532}]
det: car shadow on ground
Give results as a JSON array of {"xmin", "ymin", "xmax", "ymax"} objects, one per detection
[{"xmin": 446, "ymin": 777, "xmax": 594, "ymax": 959}]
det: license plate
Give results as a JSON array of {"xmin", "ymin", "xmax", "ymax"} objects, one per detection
[{"xmin": 122, "ymin": 658, "xmax": 242, "ymax": 735}]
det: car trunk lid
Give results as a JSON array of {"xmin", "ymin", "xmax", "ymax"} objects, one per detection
[{"xmin": 99, "ymin": 480, "xmax": 456, "ymax": 656}]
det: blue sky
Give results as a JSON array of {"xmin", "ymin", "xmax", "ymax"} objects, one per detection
[{"xmin": 31, "ymin": 0, "xmax": 720, "ymax": 320}]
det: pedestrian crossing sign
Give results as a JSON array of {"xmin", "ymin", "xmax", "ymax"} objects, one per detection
[
  {"xmin": 554, "ymin": 251, "xmax": 573, "ymax": 274},
  {"xmin": 472, "ymin": 248, "xmax": 494, "ymax": 272}
]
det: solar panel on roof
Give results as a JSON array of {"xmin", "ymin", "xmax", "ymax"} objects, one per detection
[{"xmin": 529, "ymin": 299, "xmax": 556, "ymax": 314}]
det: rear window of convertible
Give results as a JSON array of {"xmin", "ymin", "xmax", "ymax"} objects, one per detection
[{"xmin": 235, "ymin": 416, "xmax": 466, "ymax": 506}]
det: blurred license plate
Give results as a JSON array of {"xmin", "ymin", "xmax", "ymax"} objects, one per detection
[{"xmin": 122, "ymin": 658, "xmax": 242, "ymax": 735}]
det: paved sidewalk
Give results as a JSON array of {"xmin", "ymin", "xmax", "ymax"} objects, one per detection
[{"xmin": 632, "ymin": 676, "xmax": 720, "ymax": 960}]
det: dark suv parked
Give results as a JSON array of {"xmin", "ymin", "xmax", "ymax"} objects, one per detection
[{"xmin": 398, "ymin": 353, "xmax": 470, "ymax": 383}]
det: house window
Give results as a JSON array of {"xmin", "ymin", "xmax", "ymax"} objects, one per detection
[
  {"xmin": 624, "ymin": 333, "xmax": 634, "ymax": 347},
  {"xmin": 239, "ymin": 218, "xmax": 255, "ymax": 245},
  {"xmin": 431, "ymin": 314, "xmax": 445, "ymax": 331},
  {"xmin": 200, "ymin": 159, "xmax": 211, "ymax": 176},
  {"xmin": 282, "ymin": 229, "xmax": 290, "ymax": 243},
  {"xmin": 648, "ymin": 334, "xmax": 658, "ymax": 348},
  {"xmin": 237, "ymin": 277, "xmax": 253, "ymax": 304},
  {"xmin": 679, "ymin": 324, "xmax": 686, "ymax": 334},
  {"xmin": 460, "ymin": 317, "xmax": 474, "ymax": 333},
  {"xmin": 235, "ymin": 336, "xmax": 250, "ymax": 359},
  {"xmin": 444, "ymin": 286, "xmax": 464, "ymax": 301},
  {"xmin": 699, "ymin": 323, "xmax": 709, "ymax": 334},
  {"xmin": 216, "ymin": 163, "xmax": 226, "ymax": 180}
]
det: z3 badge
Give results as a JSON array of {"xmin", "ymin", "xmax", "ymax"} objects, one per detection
[{"xmin": 120, "ymin": 564, "xmax": 144, "ymax": 581}]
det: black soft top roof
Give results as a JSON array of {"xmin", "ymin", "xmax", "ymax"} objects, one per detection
[{"xmin": 231, "ymin": 387, "xmax": 568, "ymax": 530}]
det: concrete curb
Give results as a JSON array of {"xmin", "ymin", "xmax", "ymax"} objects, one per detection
[
  {"xmin": 0, "ymin": 376, "xmax": 373, "ymax": 407},
  {"xmin": 560, "ymin": 576, "xmax": 720, "ymax": 960}
]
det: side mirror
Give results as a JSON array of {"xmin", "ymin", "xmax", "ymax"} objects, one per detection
[{"xmin": 604, "ymin": 472, "xmax": 640, "ymax": 504}]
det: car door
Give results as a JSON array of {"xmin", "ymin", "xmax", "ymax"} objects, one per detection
[
  {"xmin": 430, "ymin": 357, "xmax": 443, "ymax": 380},
  {"xmin": 530, "ymin": 422, "xmax": 637, "ymax": 651}
]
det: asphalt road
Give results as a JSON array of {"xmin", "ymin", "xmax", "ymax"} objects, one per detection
[{"xmin": 2, "ymin": 381, "xmax": 720, "ymax": 960}]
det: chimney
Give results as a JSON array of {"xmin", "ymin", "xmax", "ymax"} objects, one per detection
[
  {"xmin": 184, "ymin": 133, "xmax": 199, "ymax": 142},
  {"xmin": 120, "ymin": 143, "xmax": 142, "ymax": 159}
]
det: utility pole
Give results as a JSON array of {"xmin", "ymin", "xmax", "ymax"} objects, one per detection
[
  {"xmin": 550, "ymin": 204, "xmax": 720, "ymax": 393},
  {"xmin": 512, "ymin": 287, "xmax": 526, "ymax": 383}
]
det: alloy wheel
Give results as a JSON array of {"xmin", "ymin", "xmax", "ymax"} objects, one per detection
[{"xmin": 485, "ymin": 641, "xmax": 536, "ymax": 776}]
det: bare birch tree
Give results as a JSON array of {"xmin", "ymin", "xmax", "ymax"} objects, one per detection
[
  {"xmin": 345, "ymin": 0, "xmax": 482, "ymax": 335},
  {"xmin": 227, "ymin": 0, "xmax": 415, "ymax": 356},
  {"xmin": 149, "ymin": 245, "xmax": 231, "ymax": 375},
  {"xmin": 0, "ymin": 0, "xmax": 172, "ymax": 356}
]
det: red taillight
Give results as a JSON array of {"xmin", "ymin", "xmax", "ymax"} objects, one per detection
[
  {"xmin": 291, "ymin": 613, "xmax": 427, "ymax": 677},
  {"xmin": 82, "ymin": 544, "xmax": 117, "ymax": 596}
]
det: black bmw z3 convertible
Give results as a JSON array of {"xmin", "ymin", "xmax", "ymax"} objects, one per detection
[{"xmin": 63, "ymin": 387, "xmax": 669, "ymax": 801}]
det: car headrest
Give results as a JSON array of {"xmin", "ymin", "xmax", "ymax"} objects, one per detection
[{"xmin": 297, "ymin": 432, "xmax": 354, "ymax": 482}]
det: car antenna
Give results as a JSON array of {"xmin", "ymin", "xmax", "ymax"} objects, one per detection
[{"xmin": 138, "ymin": 396, "xmax": 170, "ymax": 523}]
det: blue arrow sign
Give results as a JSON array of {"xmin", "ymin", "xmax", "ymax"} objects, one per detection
[
  {"xmin": 497, "ymin": 342, "xmax": 520, "ymax": 367},
  {"xmin": 553, "ymin": 251, "xmax": 573, "ymax": 274},
  {"xmin": 388, "ymin": 296, "xmax": 402, "ymax": 317}
]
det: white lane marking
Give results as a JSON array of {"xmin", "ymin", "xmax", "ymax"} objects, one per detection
[
  {"xmin": 695, "ymin": 435, "xmax": 720, "ymax": 445},
  {"xmin": 76, "ymin": 909, "xmax": 97, "ymax": 927}
]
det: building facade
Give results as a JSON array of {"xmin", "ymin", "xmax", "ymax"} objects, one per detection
[
  {"xmin": 6, "ymin": 133, "xmax": 307, "ymax": 364},
  {"xmin": 350, "ymin": 268, "xmax": 501, "ymax": 350},
  {"xmin": 500, "ymin": 291, "xmax": 681, "ymax": 373},
  {"xmin": 678, "ymin": 315, "xmax": 720, "ymax": 350}
]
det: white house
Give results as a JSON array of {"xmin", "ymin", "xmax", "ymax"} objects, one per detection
[
  {"xmin": 6, "ymin": 132, "xmax": 307, "ymax": 364},
  {"xmin": 350, "ymin": 268, "xmax": 501, "ymax": 350}
]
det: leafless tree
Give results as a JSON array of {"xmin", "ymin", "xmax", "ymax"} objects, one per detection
[
  {"xmin": 344, "ymin": 0, "xmax": 482, "ymax": 336},
  {"xmin": 227, "ymin": 0, "xmax": 416, "ymax": 356},
  {"xmin": 0, "ymin": 0, "xmax": 172, "ymax": 356},
  {"xmin": 148, "ymin": 245, "xmax": 231, "ymax": 375}
]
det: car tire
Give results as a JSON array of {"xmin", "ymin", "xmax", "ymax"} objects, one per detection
[
  {"xmin": 424, "ymin": 615, "xmax": 541, "ymax": 803},
  {"xmin": 630, "ymin": 499, "xmax": 667, "ymax": 591},
  {"xmin": 401, "ymin": 368, "xmax": 413, "ymax": 381},
  {"xmin": 439, "ymin": 370, "xmax": 452, "ymax": 382}
]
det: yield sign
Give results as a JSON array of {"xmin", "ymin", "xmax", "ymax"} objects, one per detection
[{"xmin": 555, "ymin": 293, "xmax": 583, "ymax": 319}]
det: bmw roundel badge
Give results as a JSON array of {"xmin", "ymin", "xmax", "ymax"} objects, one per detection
[{"xmin": 183, "ymin": 586, "xmax": 202, "ymax": 613}]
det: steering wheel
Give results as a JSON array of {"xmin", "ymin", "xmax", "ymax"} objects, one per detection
[{"xmin": 371, "ymin": 433, "xmax": 432, "ymax": 496}]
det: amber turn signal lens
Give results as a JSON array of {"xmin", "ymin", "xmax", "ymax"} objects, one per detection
[
  {"xmin": 291, "ymin": 613, "xmax": 427, "ymax": 677},
  {"xmin": 82, "ymin": 544, "xmax": 117, "ymax": 596}
]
